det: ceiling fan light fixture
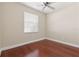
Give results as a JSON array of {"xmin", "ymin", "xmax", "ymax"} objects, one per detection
[{"xmin": 42, "ymin": 2, "xmax": 55, "ymax": 11}]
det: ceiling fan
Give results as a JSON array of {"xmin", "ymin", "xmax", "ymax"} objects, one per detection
[{"xmin": 42, "ymin": 2, "xmax": 55, "ymax": 10}]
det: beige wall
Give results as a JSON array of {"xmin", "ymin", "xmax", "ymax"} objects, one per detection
[
  {"xmin": 1, "ymin": 2, "xmax": 79, "ymax": 50},
  {"xmin": 2, "ymin": 3, "xmax": 46, "ymax": 48},
  {"xmin": 47, "ymin": 5, "xmax": 79, "ymax": 45},
  {"xmin": 0, "ymin": 3, "xmax": 4, "ymax": 55},
  {"xmin": 0, "ymin": 3, "xmax": 3, "ymax": 50},
  {"xmin": 0, "ymin": 4, "xmax": 2, "ymax": 49}
]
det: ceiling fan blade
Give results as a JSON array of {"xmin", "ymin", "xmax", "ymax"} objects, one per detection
[
  {"xmin": 43, "ymin": 6, "xmax": 46, "ymax": 10},
  {"xmin": 47, "ymin": 5, "xmax": 55, "ymax": 10}
]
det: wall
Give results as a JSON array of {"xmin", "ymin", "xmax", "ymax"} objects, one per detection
[
  {"xmin": 0, "ymin": 3, "xmax": 2, "ymax": 50},
  {"xmin": 0, "ymin": 3, "xmax": 4, "ymax": 55},
  {"xmin": 2, "ymin": 3, "xmax": 46, "ymax": 48},
  {"xmin": 47, "ymin": 5, "xmax": 79, "ymax": 45},
  {"xmin": 2, "ymin": 2, "xmax": 79, "ymax": 50}
]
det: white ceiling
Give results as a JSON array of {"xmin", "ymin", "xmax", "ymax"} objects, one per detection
[{"xmin": 21, "ymin": 2, "xmax": 79, "ymax": 14}]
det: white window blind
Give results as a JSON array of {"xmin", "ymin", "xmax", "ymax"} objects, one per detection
[{"xmin": 24, "ymin": 12, "xmax": 38, "ymax": 33}]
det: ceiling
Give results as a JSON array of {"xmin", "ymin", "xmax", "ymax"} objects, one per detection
[{"xmin": 21, "ymin": 2, "xmax": 79, "ymax": 14}]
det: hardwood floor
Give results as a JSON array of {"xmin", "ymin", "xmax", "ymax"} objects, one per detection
[{"xmin": 1, "ymin": 39, "xmax": 79, "ymax": 57}]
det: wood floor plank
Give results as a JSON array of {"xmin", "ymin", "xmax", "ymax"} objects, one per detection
[{"xmin": 1, "ymin": 39, "xmax": 79, "ymax": 57}]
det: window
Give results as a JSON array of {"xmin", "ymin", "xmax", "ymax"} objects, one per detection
[{"xmin": 24, "ymin": 12, "xmax": 38, "ymax": 33}]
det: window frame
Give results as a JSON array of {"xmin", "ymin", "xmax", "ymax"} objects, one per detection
[{"xmin": 24, "ymin": 12, "xmax": 39, "ymax": 33}]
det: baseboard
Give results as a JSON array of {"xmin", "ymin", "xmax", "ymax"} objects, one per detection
[
  {"xmin": 1, "ymin": 37, "xmax": 45, "ymax": 52},
  {"xmin": 46, "ymin": 37, "xmax": 79, "ymax": 48},
  {"xmin": 1, "ymin": 37, "xmax": 79, "ymax": 51},
  {"xmin": 1, "ymin": 37, "xmax": 79, "ymax": 56},
  {"xmin": 0, "ymin": 50, "xmax": 1, "ymax": 56}
]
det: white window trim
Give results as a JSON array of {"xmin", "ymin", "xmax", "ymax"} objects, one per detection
[{"xmin": 24, "ymin": 12, "xmax": 39, "ymax": 33}]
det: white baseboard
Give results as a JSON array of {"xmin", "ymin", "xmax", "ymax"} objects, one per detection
[
  {"xmin": 0, "ymin": 50, "xmax": 1, "ymax": 56},
  {"xmin": 1, "ymin": 37, "xmax": 79, "ymax": 56},
  {"xmin": 46, "ymin": 37, "xmax": 79, "ymax": 48},
  {"xmin": 1, "ymin": 37, "xmax": 79, "ymax": 51},
  {"xmin": 1, "ymin": 37, "xmax": 45, "ymax": 52}
]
